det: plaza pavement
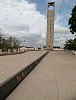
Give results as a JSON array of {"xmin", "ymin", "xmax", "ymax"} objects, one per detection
[
  {"xmin": 0, "ymin": 51, "xmax": 46, "ymax": 84},
  {"xmin": 6, "ymin": 51, "xmax": 76, "ymax": 100}
]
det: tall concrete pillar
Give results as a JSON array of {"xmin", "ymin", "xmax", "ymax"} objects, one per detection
[{"xmin": 46, "ymin": 2, "xmax": 55, "ymax": 50}]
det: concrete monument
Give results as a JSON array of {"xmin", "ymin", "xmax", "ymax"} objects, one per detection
[{"xmin": 46, "ymin": 2, "xmax": 55, "ymax": 50}]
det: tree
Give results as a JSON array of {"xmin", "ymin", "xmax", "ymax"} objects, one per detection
[
  {"xmin": 5, "ymin": 37, "xmax": 21, "ymax": 51},
  {"xmin": 0, "ymin": 33, "xmax": 3, "ymax": 49},
  {"xmin": 68, "ymin": 5, "xmax": 76, "ymax": 34},
  {"xmin": 12, "ymin": 37, "xmax": 21, "ymax": 49},
  {"xmin": 0, "ymin": 33, "xmax": 21, "ymax": 51},
  {"xmin": 64, "ymin": 39, "xmax": 76, "ymax": 50}
]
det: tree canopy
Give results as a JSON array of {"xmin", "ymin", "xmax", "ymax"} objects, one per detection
[
  {"xmin": 68, "ymin": 5, "xmax": 76, "ymax": 34},
  {"xmin": 64, "ymin": 38, "xmax": 76, "ymax": 50},
  {"xmin": 64, "ymin": 5, "xmax": 76, "ymax": 50},
  {"xmin": 0, "ymin": 33, "xmax": 21, "ymax": 51}
]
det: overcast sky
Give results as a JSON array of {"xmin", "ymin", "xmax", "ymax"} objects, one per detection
[{"xmin": 0, "ymin": 0, "xmax": 76, "ymax": 47}]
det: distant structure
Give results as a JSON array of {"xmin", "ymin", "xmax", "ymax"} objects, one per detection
[{"xmin": 46, "ymin": 2, "xmax": 55, "ymax": 50}]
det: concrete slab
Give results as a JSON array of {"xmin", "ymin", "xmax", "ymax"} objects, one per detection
[
  {"xmin": 6, "ymin": 51, "xmax": 76, "ymax": 100},
  {"xmin": 0, "ymin": 51, "xmax": 46, "ymax": 84}
]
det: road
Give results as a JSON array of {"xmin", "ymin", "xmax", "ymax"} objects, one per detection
[
  {"xmin": 6, "ymin": 51, "xmax": 76, "ymax": 100},
  {"xmin": 0, "ymin": 51, "xmax": 46, "ymax": 84}
]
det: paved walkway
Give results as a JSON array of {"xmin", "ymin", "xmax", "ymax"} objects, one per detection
[
  {"xmin": 0, "ymin": 51, "xmax": 46, "ymax": 84},
  {"xmin": 6, "ymin": 51, "xmax": 76, "ymax": 100}
]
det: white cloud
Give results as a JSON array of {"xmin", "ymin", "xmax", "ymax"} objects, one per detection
[
  {"xmin": 0, "ymin": 0, "xmax": 75, "ymax": 47},
  {"xmin": 54, "ymin": 33, "xmax": 75, "ymax": 47},
  {"xmin": 54, "ymin": 25, "xmax": 70, "ymax": 34},
  {"xmin": 54, "ymin": 13, "xmax": 75, "ymax": 47},
  {"xmin": 0, "ymin": 0, "xmax": 46, "ymax": 47}
]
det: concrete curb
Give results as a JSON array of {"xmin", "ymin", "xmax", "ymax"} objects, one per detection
[
  {"xmin": 0, "ymin": 51, "xmax": 28, "ymax": 56},
  {"xmin": 0, "ymin": 51, "xmax": 48, "ymax": 100}
]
